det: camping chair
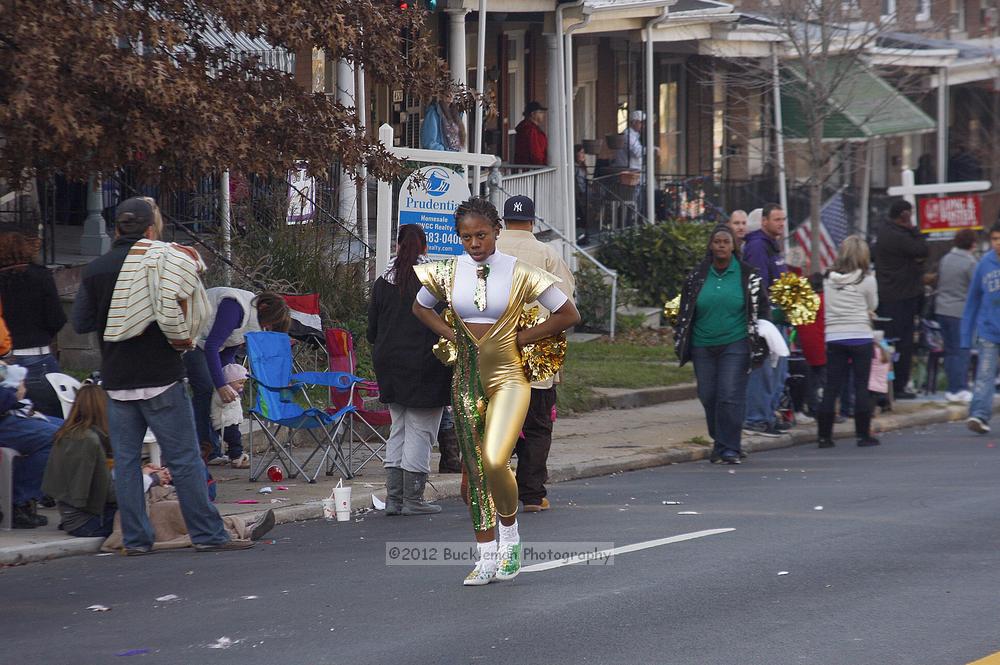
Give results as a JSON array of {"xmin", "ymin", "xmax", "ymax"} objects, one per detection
[
  {"xmin": 244, "ymin": 331, "xmax": 362, "ymax": 482},
  {"xmin": 45, "ymin": 373, "xmax": 161, "ymax": 465},
  {"xmin": 324, "ymin": 328, "xmax": 390, "ymax": 476}
]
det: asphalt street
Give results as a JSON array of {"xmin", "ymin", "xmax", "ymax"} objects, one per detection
[{"xmin": 4, "ymin": 421, "xmax": 1000, "ymax": 665}]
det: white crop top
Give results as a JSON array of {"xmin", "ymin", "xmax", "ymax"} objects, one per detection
[{"xmin": 416, "ymin": 251, "xmax": 568, "ymax": 324}]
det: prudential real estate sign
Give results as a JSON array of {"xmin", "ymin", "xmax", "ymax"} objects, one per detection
[{"xmin": 398, "ymin": 165, "xmax": 470, "ymax": 257}]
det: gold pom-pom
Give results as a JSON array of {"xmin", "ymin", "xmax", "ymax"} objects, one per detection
[
  {"xmin": 432, "ymin": 309, "xmax": 457, "ymax": 366},
  {"xmin": 768, "ymin": 272, "xmax": 820, "ymax": 326},
  {"xmin": 663, "ymin": 296, "xmax": 681, "ymax": 326},
  {"xmin": 519, "ymin": 306, "xmax": 568, "ymax": 383}
]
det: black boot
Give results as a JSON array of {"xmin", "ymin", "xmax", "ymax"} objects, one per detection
[
  {"xmin": 816, "ymin": 412, "xmax": 836, "ymax": 448},
  {"xmin": 13, "ymin": 502, "xmax": 47, "ymax": 529},
  {"xmin": 385, "ymin": 467, "xmax": 403, "ymax": 516},
  {"xmin": 855, "ymin": 412, "xmax": 880, "ymax": 446},
  {"xmin": 437, "ymin": 426, "xmax": 462, "ymax": 474},
  {"xmin": 401, "ymin": 470, "xmax": 442, "ymax": 515}
]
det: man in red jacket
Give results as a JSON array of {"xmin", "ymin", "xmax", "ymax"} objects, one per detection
[{"xmin": 514, "ymin": 101, "xmax": 548, "ymax": 166}]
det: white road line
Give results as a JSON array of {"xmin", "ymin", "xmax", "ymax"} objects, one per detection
[{"xmin": 520, "ymin": 528, "xmax": 736, "ymax": 573}]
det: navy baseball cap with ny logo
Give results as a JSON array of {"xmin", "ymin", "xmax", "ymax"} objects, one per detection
[{"xmin": 503, "ymin": 195, "xmax": 535, "ymax": 221}]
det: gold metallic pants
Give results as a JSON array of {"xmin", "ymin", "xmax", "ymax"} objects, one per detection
[{"xmin": 451, "ymin": 322, "xmax": 530, "ymax": 531}]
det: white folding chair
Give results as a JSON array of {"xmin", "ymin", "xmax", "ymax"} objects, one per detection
[{"xmin": 44, "ymin": 373, "xmax": 161, "ymax": 465}]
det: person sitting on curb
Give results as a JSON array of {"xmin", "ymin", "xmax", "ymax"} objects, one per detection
[
  {"xmin": 0, "ymin": 362, "xmax": 61, "ymax": 528},
  {"xmin": 42, "ymin": 383, "xmax": 275, "ymax": 545}
]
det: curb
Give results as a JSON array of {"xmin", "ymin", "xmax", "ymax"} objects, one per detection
[
  {"xmin": 0, "ymin": 400, "xmax": 975, "ymax": 566},
  {"xmin": 591, "ymin": 383, "xmax": 698, "ymax": 410}
]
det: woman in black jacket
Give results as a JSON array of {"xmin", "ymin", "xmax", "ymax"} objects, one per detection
[
  {"xmin": 674, "ymin": 225, "xmax": 769, "ymax": 464},
  {"xmin": 0, "ymin": 232, "xmax": 67, "ymax": 417},
  {"xmin": 367, "ymin": 224, "xmax": 453, "ymax": 516}
]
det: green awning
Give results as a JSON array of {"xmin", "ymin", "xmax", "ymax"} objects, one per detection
[{"xmin": 780, "ymin": 59, "xmax": 935, "ymax": 140}]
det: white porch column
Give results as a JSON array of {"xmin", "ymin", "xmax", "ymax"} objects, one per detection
[
  {"xmin": 936, "ymin": 65, "xmax": 948, "ymax": 190},
  {"xmin": 337, "ymin": 60, "xmax": 358, "ymax": 225},
  {"xmin": 546, "ymin": 32, "xmax": 567, "ymax": 240},
  {"xmin": 447, "ymin": 9, "xmax": 470, "ymax": 151}
]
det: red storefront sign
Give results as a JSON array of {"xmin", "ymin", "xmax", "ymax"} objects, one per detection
[{"xmin": 919, "ymin": 194, "xmax": 982, "ymax": 234}]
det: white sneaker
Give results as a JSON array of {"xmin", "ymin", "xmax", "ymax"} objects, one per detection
[
  {"xmin": 794, "ymin": 412, "xmax": 815, "ymax": 425},
  {"xmin": 967, "ymin": 416, "xmax": 991, "ymax": 434},
  {"xmin": 946, "ymin": 391, "xmax": 972, "ymax": 404},
  {"xmin": 463, "ymin": 560, "xmax": 497, "ymax": 586},
  {"xmin": 207, "ymin": 455, "xmax": 231, "ymax": 466},
  {"xmin": 959, "ymin": 390, "xmax": 973, "ymax": 402}
]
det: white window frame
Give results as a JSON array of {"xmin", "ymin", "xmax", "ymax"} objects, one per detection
[
  {"xmin": 881, "ymin": 0, "xmax": 897, "ymax": 20},
  {"xmin": 915, "ymin": 0, "xmax": 931, "ymax": 22}
]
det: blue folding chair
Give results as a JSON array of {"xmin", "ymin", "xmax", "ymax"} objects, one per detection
[{"xmin": 245, "ymin": 332, "xmax": 363, "ymax": 482}]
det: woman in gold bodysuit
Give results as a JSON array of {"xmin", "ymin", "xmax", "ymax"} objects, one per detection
[{"xmin": 412, "ymin": 197, "xmax": 580, "ymax": 585}]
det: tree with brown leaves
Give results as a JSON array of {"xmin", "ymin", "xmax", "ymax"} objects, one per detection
[{"xmin": 0, "ymin": 0, "xmax": 461, "ymax": 186}]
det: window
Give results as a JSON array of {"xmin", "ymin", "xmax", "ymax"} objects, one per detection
[
  {"xmin": 915, "ymin": 0, "xmax": 931, "ymax": 22},
  {"xmin": 881, "ymin": 0, "xmax": 896, "ymax": 19}
]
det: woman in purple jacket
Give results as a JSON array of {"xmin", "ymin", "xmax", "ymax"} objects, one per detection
[{"xmin": 183, "ymin": 289, "xmax": 290, "ymax": 467}]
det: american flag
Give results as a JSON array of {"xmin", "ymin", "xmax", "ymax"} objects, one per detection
[{"xmin": 793, "ymin": 191, "xmax": 851, "ymax": 271}]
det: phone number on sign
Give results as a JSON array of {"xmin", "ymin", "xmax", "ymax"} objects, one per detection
[{"xmin": 424, "ymin": 230, "xmax": 460, "ymax": 246}]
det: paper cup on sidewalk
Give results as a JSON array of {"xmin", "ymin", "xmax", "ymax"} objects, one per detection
[
  {"xmin": 322, "ymin": 498, "xmax": 337, "ymax": 520},
  {"xmin": 333, "ymin": 485, "xmax": 352, "ymax": 522}
]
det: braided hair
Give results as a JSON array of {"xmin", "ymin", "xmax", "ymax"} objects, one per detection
[{"xmin": 454, "ymin": 197, "xmax": 502, "ymax": 234}]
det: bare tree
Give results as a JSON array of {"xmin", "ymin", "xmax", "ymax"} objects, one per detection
[{"xmin": 713, "ymin": 0, "xmax": 938, "ymax": 268}]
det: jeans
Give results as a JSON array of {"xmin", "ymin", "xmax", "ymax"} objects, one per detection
[
  {"xmin": 822, "ymin": 343, "xmax": 873, "ymax": 436},
  {"xmin": 220, "ymin": 424, "xmax": 243, "ymax": 459},
  {"xmin": 693, "ymin": 340, "xmax": 750, "ymax": 458},
  {"xmin": 68, "ymin": 504, "xmax": 117, "ymax": 538},
  {"xmin": 878, "ymin": 297, "xmax": 920, "ymax": 393},
  {"xmin": 108, "ymin": 383, "xmax": 228, "ymax": 550},
  {"xmin": 182, "ymin": 349, "xmax": 222, "ymax": 458},
  {"xmin": 969, "ymin": 339, "xmax": 999, "ymax": 424},
  {"xmin": 745, "ymin": 351, "xmax": 788, "ymax": 426},
  {"xmin": 0, "ymin": 413, "xmax": 60, "ymax": 505},
  {"xmin": 17, "ymin": 353, "xmax": 63, "ymax": 418},
  {"xmin": 936, "ymin": 314, "xmax": 970, "ymax": 393},
  {"xmin": 515, "ymin": 387, "xmax": 557, "ymax": 505}
]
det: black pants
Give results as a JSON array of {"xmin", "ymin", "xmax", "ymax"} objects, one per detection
[
  {"xmin": 878, "ymin": 297, "xmax": 920, "ymax": 393},
  {"xmin": 515, "ymin": 387, "xmax": 557, "ymax": 506},
  {"xmin": 820, "ymin": 342, "xmax": 873, "ymax": 438}
]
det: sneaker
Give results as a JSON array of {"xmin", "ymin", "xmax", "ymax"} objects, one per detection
[
  {"xmin": 522, "ymin": 498, "xmax": 551, "ymax": 513},
  {"xmin": 709, "ymin": 452, "xmax": 723, "ymax": 464},
  {"xmin": 857, "ymin": 436, "xmax": 881, "ymax": 447},
  {"xmin": 742, "ymin": 422, "xmax": 781, "ymax": 438},
  {"xmin": 967, "ymin": 416, "xmax": 991, "ymax": 434},
  {"xmin": 123, "ymin": 546, "xmax": 157, "ymax": 557},
  {"xmin": 193, "ymin": 539, "xmax": 255, "ymax": 552},
  {"xmin": 495, "ymin": 542, "xmax": 522, "ymax": 581},
  {"xmin": 230, "ymin": 453, "xmax": 251, "ymax": 469},
  {"xmin": 738, "ymin": 449, "xmax": 748, "ymax": 459},
  {"xmin": 774, "ymin": 420, "xmax": 793, "ymax": 433},
  {"xmin": 463, "ymin": 560, "xmax": 497, "ymax": 586},
  {"xmin": 207, "ymin": 455, "xmax": 231, "ymax": 466},
  {"xmin": 817, "ymin": 439, "xmax": 836, "ymax": 449},
  {"xmin": 945, "ymin": 391, "xmax": 973, "ymax": 404},
  {"xmin": 895, "ymin": 391, "xmax": 918, "ymax": 400},
  {"xmin": 834, "ymin": 415, "xmax": 848, "ymax": 424},
  {"xmin": 721, "ymin": 454, "xmax": 741, "ymax": 465},
  {"xmin": 248, "ymin": 509, "xmax": 276, "ymax": 541},
  {"xmin": 794, "ymin": 412, "xmax": 816, "ymax": 425}
]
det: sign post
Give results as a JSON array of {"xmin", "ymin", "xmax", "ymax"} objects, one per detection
[
  {"xmin": 397, "ymin": 166, "xmax": 470, "ymax": 257},
  {"xmin": 374, "ymin": 124, "xmax": 500, "ymax": 276}
]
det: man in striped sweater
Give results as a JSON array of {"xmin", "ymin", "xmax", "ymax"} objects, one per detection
[{"xmin": 72, "ymin": 197, "xmax": 252, "ymax": 555}]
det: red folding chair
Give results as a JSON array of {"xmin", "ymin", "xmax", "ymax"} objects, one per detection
[{"xmin": 325, "ymin": 328, "xmax": 389, "ymax": 475}]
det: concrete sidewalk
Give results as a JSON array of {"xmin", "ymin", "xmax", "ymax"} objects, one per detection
[{"xmin": 1, "ymin": 390, "xmax": 991, "ymax": 566}]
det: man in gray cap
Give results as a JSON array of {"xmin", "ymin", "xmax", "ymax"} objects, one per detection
[
  {"xmin": 496, "ymin": 195, "xmax": 575, "ymax": 512},
  {"xmin": 72, "ymin": 196, "xmax": 254, "ymax": 554}
]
